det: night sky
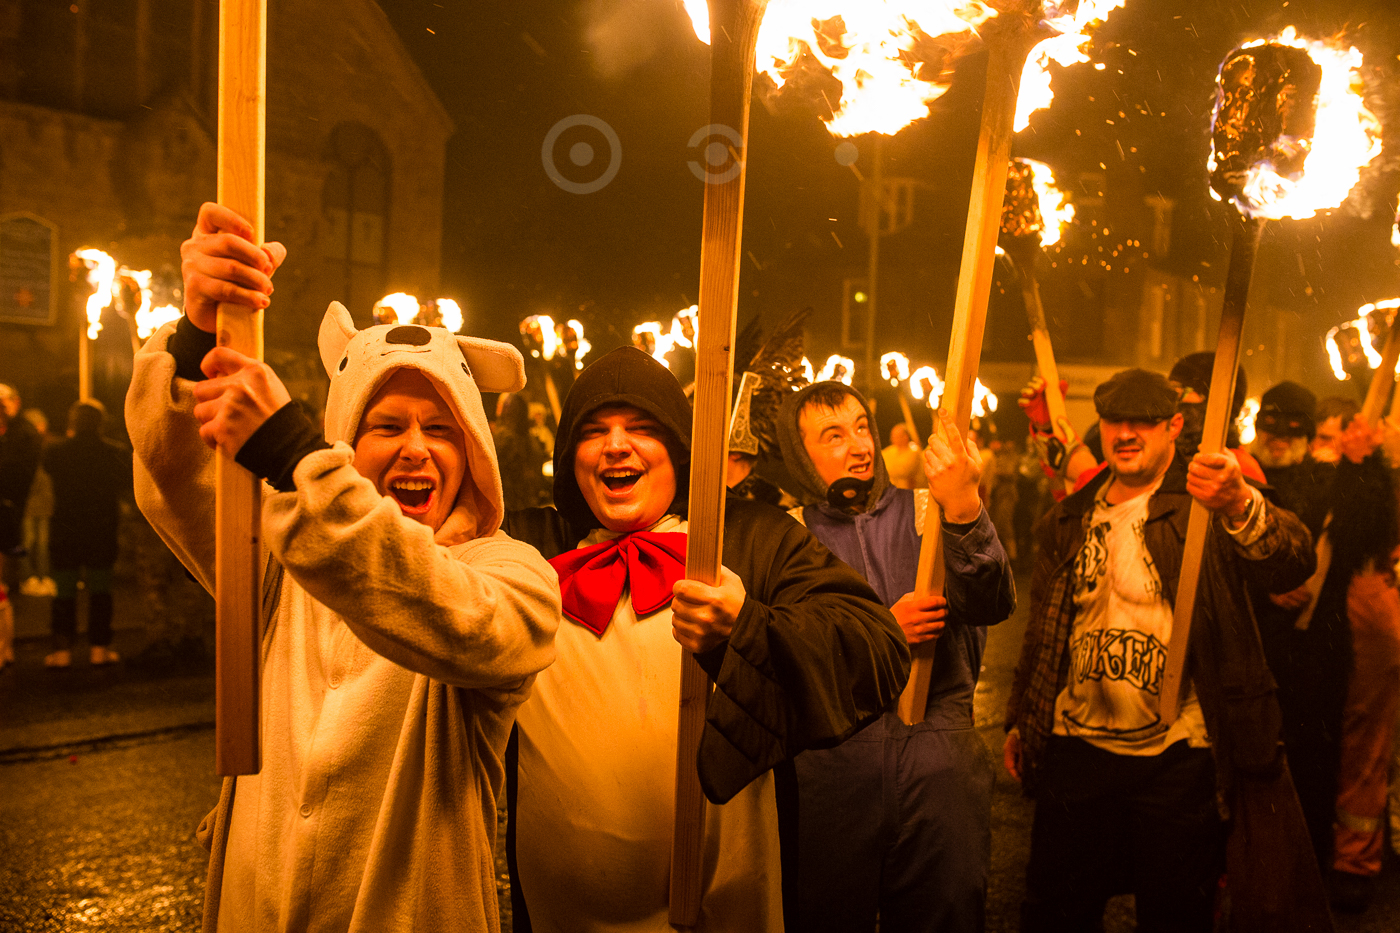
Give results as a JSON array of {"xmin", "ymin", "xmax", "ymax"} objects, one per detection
[{"xmin": 372, "ymin": 0, "xmax": 1400, "ymax": 388}]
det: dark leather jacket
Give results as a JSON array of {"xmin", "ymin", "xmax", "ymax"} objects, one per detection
[{"xmin": 1008, "ymin": 452, "xmax": 1333, "ymax": 932}]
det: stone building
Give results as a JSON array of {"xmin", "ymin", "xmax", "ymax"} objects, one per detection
[{"xmin": 0, "ymin": 0, "xmax": 453, "ymax": 426}]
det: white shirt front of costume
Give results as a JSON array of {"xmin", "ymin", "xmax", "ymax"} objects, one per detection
[
  {"xmin": 1052, "ymin": 483, "xmax": 1209, "ymax": 754},
  {"xmin": 514, "ymin": 514, "xmax": 783, "ymax": 932}
]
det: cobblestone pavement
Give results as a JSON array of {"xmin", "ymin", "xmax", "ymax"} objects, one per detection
[{"xmin": 2, "ymin": 587, "xmax": 1398, "ymax": 930}]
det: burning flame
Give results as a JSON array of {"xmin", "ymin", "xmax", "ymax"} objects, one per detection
[
  {"xmin": 633, "ymin": 321, "xmax": 672, "ymax": 368},
  {"xmin": 120, "ymin": 268, "xmax": 181, "ymax": 340},
  {"xmin": 524, "ymin": 315, "xmax": 562, "ymax": 360},
  {"xmin": 376, "ymin": 293, "xmax": 421, "ymax": 326},
  {"xmin": 1211, "ymin": 28, "xmax": 1381, "ymax": 220},
  {"xmin": 1325, "ymin": 299, "xmax": 1400, "ymax": 381},
  {"xmin": 909, "ymin": 365, "xmax": 943, "ymax": 404},
  {"xmin": 1022, "ymin": 158, "xmax": 1075, "ymax": 247},
  {"xmin": 881, "ymin": 351, "xmax": 910, "ymax": 386},
  {"xmin": 567, "ymin": 320, "xmax": 592, "ymax": 370},
  {"xmin": 800, "ymin": 356, "xmax": 816, "ymax": 385},
  {"xmin": 1237, "ymin": 396, "xmax": 1260, "ymax": 445},
  {"xmin": 680, "ymin": 0, "xmax": 710, "ymax": 44},
  {"xmin": 972, "ymin": 378, "xmax": 998, "ymax": 417},
  {"xmin": 818, "ymin": 353, "xmax": 856, "ymax": 384},
  {"xmin": 632, "ymin": 307, "xmax": 697, "ymax": 369},
  {"xmin": 74, "ymin": 248, "xmax": 117, "ymax": 340},
  {"xmin": 138, "ymin": 304, "xmax": 183, "ymax": 339},
  {"xmin": 906, "ymin": 366, "xmax": 995, "ymax": 416},
  {"xmin": 1016, "ymin": 0, "xmax": 1128, "ymax": 132},
  {"xmin": 683, "ymin": 0, "xmax": 994, "ymax": 137},
  {"xmin": 436, "ymin": 298, "xmax": 464, "ymax": 333},
  {"xmin": 75, "ymin": 249, "xmax": 182, "ymax": 340}
]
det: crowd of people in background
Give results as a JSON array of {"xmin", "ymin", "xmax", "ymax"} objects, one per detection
[{"xmin": 10, "ymin": 202, "xmax": 1400, "ymax": 930}]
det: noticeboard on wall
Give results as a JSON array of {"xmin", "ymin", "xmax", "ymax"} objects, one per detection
[{"xmin": 0, "ymin": 213, "xmax": 59, "ymax": 326}]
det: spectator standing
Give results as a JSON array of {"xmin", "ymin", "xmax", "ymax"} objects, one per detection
[
  {"xmin": 42, "ymin": 400, "xmax": 132, "ymax": 668},
  {"xmin": 0, "ymin": 383, "xmax": 43, "ymax": 669},
  {"xmin": 19, "ymin": 408, "xmax": 55, "ymax": 597}
]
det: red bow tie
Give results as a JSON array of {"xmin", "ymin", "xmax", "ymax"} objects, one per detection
[{"xmin": 548, "ymin": 531, "xmax": 688, "ymax": 635}]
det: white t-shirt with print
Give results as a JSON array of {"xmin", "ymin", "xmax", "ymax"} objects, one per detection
[{"xmin": 1051, "ymin": 483, "xmax": 1209, "ymax": 755}]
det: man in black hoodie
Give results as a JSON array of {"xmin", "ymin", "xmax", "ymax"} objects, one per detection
[{"xmin": 503, "ymin": 346, "xmax": 909, "ymax": 932}]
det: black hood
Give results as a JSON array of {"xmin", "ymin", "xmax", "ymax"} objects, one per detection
[
  {"xmin": 776, "ymin": 381, "xmax": 891, "ymax": 510},
  {"xmin": 552, "ymin": 346, "xmax": 693, "ymax": 533}
]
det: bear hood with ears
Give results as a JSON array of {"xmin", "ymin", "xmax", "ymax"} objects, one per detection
[{"xmin": 318, "ymin": 301, "xmax": 526, "ymax": 540}]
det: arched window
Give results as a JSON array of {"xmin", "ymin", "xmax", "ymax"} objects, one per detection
[{"xmin": 321, "ymin": 122, "xmax": 391, "ymax": 312}]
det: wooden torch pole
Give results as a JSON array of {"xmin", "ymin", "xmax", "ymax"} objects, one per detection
[
  {"xmin": 214, "ymin": 0, "xmax": 265, "ymax": 776},
  {"xmin": 897, "ymin": 9, "xmax": 1046, "ymax": 725},
  {"xmin": 1159, "ymin": 215, "xmax": 1264, "ymax": 722},
  {"xmin": 671, "ymin": 0, "xmax": 767, "ymax": 926},
  {"xmin": 1360, "ymin": 311, "xmax": 1400, "ymax": 424}
]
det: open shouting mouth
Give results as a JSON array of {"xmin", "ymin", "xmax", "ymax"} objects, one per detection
[
  {"xmin": 601, "ymin": 469, "xmax": 642, "ymax": 494},
  {"xmin": 389, "ymin": 476, "xmax": 437, "ymax": 515}
]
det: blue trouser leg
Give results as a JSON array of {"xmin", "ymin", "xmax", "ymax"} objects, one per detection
[{"xmin": 880, "ymin": 725, "xmax": 994, "ymax": 933}]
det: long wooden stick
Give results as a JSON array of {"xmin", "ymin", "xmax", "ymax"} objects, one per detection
[
  {"xmin": 1160, "ymin": 216, "xmax": 1264, "ymax": 723},
  {"xmin": 672, "ymin": 1, "xmax": 767, "ymax": 926},
  {"xmin": 1008, "ymin": 242, "xmax": 1069, "ymax": 432},
  {"xmin": 898, "ymin": 392, "xmax": 920, "ymax": 442},
  {"xmin": 214, "ymin": 0, "xmax": 265, "ymax": 776},
  {"xmin": 1361, "ymin": 312, "xmax": 1400, "ymax": 424},
  {"xmin": 897, "ymin": 12, "xmax": 1045, "ymax": 725}
]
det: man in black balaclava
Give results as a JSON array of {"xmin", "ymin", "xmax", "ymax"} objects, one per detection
[{"xmin": 502, "ymin": 347, "xmax": 909, "ymax": 932}]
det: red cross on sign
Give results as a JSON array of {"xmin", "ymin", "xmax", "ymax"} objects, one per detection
[{"xmin": 14, "ymin": 287, "xmax": 34, "ymax": 309}]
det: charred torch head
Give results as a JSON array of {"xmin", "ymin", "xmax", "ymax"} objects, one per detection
[
  {"xmin": 1000, "ymin": 159, "xmax": 1044, "ymax": 248},
  {"xmin": 1210, "ymin": 42, "xmax": 1322, "ymax": 203}
]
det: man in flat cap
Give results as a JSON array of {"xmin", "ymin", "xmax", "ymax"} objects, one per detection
[{"xmin": 1005, "ymin": 368, "xmax": 1329, "ymax": 931}]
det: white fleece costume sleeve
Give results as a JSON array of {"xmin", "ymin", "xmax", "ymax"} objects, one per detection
[{"xmin": 126, "ymin": 304, "xmax": 560, "ymax": 933}]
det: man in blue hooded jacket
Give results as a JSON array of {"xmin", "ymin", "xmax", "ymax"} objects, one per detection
[{"xmin": 777, "ymin": 382, "xmax": 1016, "ymax": 933}]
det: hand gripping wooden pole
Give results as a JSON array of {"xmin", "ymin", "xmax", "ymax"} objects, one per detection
[
  {"xmin": 671, "ymin": 0, "xmax": 767, "ymax": 926},
  {"xmin": 896, "ymin": 8, "xmax": 1046, "ymax": 726},
  {"xmin": 1361, "ymin": 312, "xmax": 1400, "ymax": 424},
  {"xmin": 214, "ymin": 0, "xmax": 266, "ymax": 776},
  {"xmin": 1159, "ymin": 215, "xmax": 1264, "ymax": 723}
]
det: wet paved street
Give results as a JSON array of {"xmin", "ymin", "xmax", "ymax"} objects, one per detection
[{"xmin": 3, "ymin": 586, "xmax": 1400, "ymax": 930}]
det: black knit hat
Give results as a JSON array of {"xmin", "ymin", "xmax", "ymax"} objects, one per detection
[
  {"xmin": 1168, "ymin": 351, "xmax": 1249, "ymax": 418},
  {"xmin": 552, "ymin": 347, "xmax": 692, "ymax": 533},
  {"xmin": 1257, "ymin": 381, "xmax": 1316, "ymax": 439},
  {"xmin": 1094, "ymin": 369, "xmax": 1178, "ymax": 422}
]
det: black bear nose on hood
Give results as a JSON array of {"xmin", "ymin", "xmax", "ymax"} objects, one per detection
[{"xmin": 385, "ymin": 326, "xmax": 432, "ymax": 346}]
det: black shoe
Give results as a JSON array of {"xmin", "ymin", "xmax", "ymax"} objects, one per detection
[{"xmin": 1329, "ymin": 869, "xmax": 1375, "ymax": 913}]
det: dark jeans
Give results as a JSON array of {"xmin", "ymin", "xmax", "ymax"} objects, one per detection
[
  {"xmin": 50, "ymin": 560, "xmax": 114, "ymax": 650},
  {"xmin": 1023, "ymin": 735, "xmax": 1225, "ymax": 933}
]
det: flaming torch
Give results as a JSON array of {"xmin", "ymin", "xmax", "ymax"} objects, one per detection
[
  {"xmin": 70, "ymin": 248, "xmax": 117, "ymax": 401},
  {"xmin": 1159, "ymin": 29, "xmax": 1382, "ymax": 726},
  {"xmin": 999, "ymin": 157, "xmax": 1074, "ymax": 490},
  {"xmin": 521, "ymin": 314, "xmax": 564, "ymax": 422},
  {"xmin": 1358, "ymin": 302, "xmax": 1400, "ymax": 422},
  {"xmin": 881, "ymin": 351, "xmax": 921, "ymax": 441}
]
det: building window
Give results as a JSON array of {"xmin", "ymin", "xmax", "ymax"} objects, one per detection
[{"xmin": 321, "ymin": 122, "xmax": 390, "ymax": 307}]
